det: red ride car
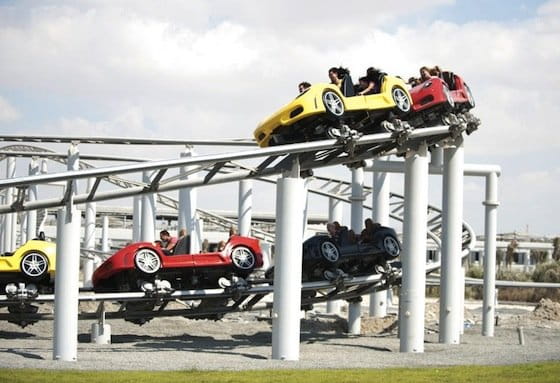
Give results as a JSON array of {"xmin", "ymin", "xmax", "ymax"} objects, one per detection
[
  {"xmin": 92, "ymin": 235, "xmax": 263, "ymax": 292},
  {"xmin": 410, "ymin": 71, "xmax": 475, "ymax": 126}
]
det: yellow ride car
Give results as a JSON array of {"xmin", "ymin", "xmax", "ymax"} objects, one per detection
[
  {"xmin": 0, "ymin": 236, "xmax": 56, "ymax": 285},
  {"xmin": 254, "ymin": 74, "xmax": 412, "ymax": 147}
]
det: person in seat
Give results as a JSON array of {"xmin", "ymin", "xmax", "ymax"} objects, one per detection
[
  {"xmin": 298, "ymin": 81, "xmax": 311, "ymax": 93},
  {"xmin": 159, "ymin": 230, "xmax": 178, "ymax": 255},
  {"xmin": 360, "ymin": 218, "xmax": 381, "ymax": 244},
  {"xmin": 419, "ymin": 66, "xmax": 433, "ymax": 82}
]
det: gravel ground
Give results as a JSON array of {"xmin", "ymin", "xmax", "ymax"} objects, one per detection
[{"xmin": 0, "ymin": 299, "xmax": 559, "ymax": 371}]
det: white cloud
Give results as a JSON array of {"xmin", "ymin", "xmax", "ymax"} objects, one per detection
[{"xmin": 0, "ymin": 96, "xmax": 20, "ymax": 122}]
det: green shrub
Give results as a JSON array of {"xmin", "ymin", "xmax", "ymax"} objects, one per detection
[{"xmin": 532, "ymin": 261, "xmax": 560, "ymax": 283}]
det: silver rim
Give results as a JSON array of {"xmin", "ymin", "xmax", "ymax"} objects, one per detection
[
  {"xmin": 383, "ymin": 236, "xmax": 400, "ymax": 258},
  {"xmin": 231, "ymin": 246, "xmax": 255, "ymax": 270},
  {"xmin": 134, "ymin": 249, "xmax": 161, "ymax": 274},
  {"xmin": 465, "ymin": 85, "xmax": 475, "ymax": 107},
  {"xmin": 21, "ymin": 252, "xmax": 48, "ymax": 277},
  {"xmin": 320, "ymin": 241, "xmax": 339, "ymax": 263},
  {"xmin": 443, "ymin": 85, "xmax": 455, "ymax": 107},
  {"xmin": 323, "ymin": 91, "xmax": 344, "ymax": 116},
  {"xmin": 392, "ymin": 88, "xmax": 411, "ymax": 112}
]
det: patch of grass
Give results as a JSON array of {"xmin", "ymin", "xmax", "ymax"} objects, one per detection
[{"xmin": 1, "ymin": 362, "xmax": 559, "ymax": 383}]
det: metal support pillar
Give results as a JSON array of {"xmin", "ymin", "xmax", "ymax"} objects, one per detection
[
  {"xmin": 3, "ymin": 157, "xmax": 16, "ymax": 252},
  {"xmin": 19, "ymin": 214, "xmax": 27, "ymax": 245},
  {"xmin": 459, "ymin": 266, "xmax": 466, "ymax": 335},
  {"xmin": 101, "ymin": 216, "xmax": 109, "ymax": 253},
  {"xmin": 132, "ymin": 196, "xmax": 141, "ymax": 242},
  {"xmin": 26, "ymin": 158, "xmax": 39, "ymax": 239},
  {"xmin": 141, "ymin": 171, "xmax": 156, "ymax": 242},
  {"xmin": 238, "ymin": 179, "xmax": 252, "ymax": 236},
  {"xmin": 348, "ymin": 166, "xmax": 364, "ymax": 334},
  {"xmin": 90, "ymin": 303, "xmax": 111, "ymax": 344},
  {"xmin": 302, "ymin": 178, "xmax": 310, "ymax": 237},
  {"xmin": 400, "ymin": 143, "xmax": 429, "ymax": 353},
  {"xmin": 82, "ymin": 178, "xmax": 96, "ymax": 288},
  {"xmin": 53, "ymin": 205, "xmax": 81, "ymax": 361},
  {"xmin": 370, "ymin": 156, "xmax": 391, "ymax": 317},
  {"xmin": 439, "ymin": 137, "xmax": 465, "ymax": 345},
  {"xmin": 178, "ymin": 148, "xmax": 200, "ymax": 253},
  {"xmin": 326, "ymin": 188, "xmax": 343, "ymax": 315},
  {"xmin": 271, "ymin": 158, "xmax": 304, "ymax": 361},
  {"xmin": 482, "ymin": 171, "xmax": 499, "ymax": 336}
]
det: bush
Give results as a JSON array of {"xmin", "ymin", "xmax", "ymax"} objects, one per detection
[{"xmin": 532, "ymin": 261, "xmax": 560, "ymax": 283}]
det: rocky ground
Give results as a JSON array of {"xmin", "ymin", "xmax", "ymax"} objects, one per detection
[{"xmin": 0, "ymin": 298, "xmax": 558, "ymax": 371}]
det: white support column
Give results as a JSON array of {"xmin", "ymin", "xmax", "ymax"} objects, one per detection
[
  {"xmin": 132, "ymin": 196, "xmax": 141, "ymax": 242},
  {"xmin": 400, "ymin": 143, "xmax": 429, "ymax": 353},
  {"xmin": 238, "ymin": 179, "xmax": 253, "ymax": 236},
  {"xmin": 439, "ymin": 137, "xmax": 465, "ymax": 345},
  {"xmin": 272, "ymin": 159, "xmax": 304, "ymax": 361},
  {"xmin": 482, "ymin": 172, "xmax": 499, "ymax": 336},
  {"xmin": 370, "ymin": 156, "xmax": 391, "ymax": 317},
  {"xmin": 82, "ymin": 178, "xmax": 96, "ymax": 288},
  {"xmin": 19, "ymin": 214, "xmax": 27, "ymax": 245},
  {"xmin": 348, "ymin": 166, "xmax": 365, "ymax": 335},
  {"xmin": 459, "ymin": 266, "xmax": 466, "ymax": 335},
  {"xmin": 3, "ymin": 157, "xmax": 16, "ymax": 252},
  {"xmin": 101, "ymin": 216, "xmax": 109, "ymax": 253},
  {"xmin": 302, "ymin": 178, "xmax": 310, "ymax": 237},
  {"xmin": 0, "ymin": 194, "xmax": 4, "ymax": 253},
  {"xmin": 178, "ymin": 148, "xmax": 200, "ymax": 253},
  {"xmin": 53, "ymin": 205, "xmax": 81, "ymax": 361},
  {"xmin": 141, "ymin": 171, "xmax": 156, "ymax": 242},
  {"xmin": 327, "ymin": 189, "xmax": 343, "ymax": 315},
  {"xmin": 26, "ymin": 158, "xmax": 39, "ymax": 239}
]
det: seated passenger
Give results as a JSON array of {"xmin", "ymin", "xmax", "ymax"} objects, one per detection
[
  {"xmin": 366, "ymin": 67, "xmax": 385, "ymax": 93},
  {"xmin": 419, "ymin": 66, "xmax": 433, "ymax": 82},
  {"xmin": 298, "ymin": 81, "xmax": 311, "ymax": 93},
  {"xmin": 159, "ymin": 230, "xmax": 177, "ymax": 255},
  {"xmin": 328, "ymin": 66, "xmax": 347, "ymax": 88},
  {"xmin": 429, "ymin": 65, "xmax": 442, "ymax": 78},
  {"xmin": 360, "ymin": 218, "xmax": 381, "ymax": 244},
  {"xmin": 326, "ymin": 222, "xmax": 337, "ymax": 238},
  {"xmin": 408, "ymin": 77, "xmax": 420, "ymax": 87},
  {"xmin": 357, "ymin": 76, "xmax": 375, "ymax": 96},
  {"xmin": 174, "ymin": 228, "xmax": 191, "ymax": 255}
]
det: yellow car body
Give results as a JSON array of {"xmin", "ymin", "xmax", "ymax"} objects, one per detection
[
  {"xmin": 0, "ymin": 239, "xmax": 57, "ymax": 282},
  {"xmin": 254, "ymin": 75, "xmax": 412, "ymax": 147}
]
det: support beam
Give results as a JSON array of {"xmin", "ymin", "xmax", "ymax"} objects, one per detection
[
  {"xmin": 348, "ymin": 166, "xmax": 364, "ymax": 334},
  {"xmin": 132, "ymin": 196, "xmax": 141, "ymax": 242},
  {"xmin": 101, "ymin": 215, "xmax": 109, "ymax": 253},
  {"xmin": 178, "ymin": 148, "xmax": 200, "ymax": 253},
  {"xmin": 53, "ymin": 205, "xmax": 81, "ymax": 361},
  {"xmin": 26, "ymin": 158, "xmax": 39, "ymax": 239},
  {"xmin": 82, "ymin": 178, "xmax": 96, "ymax": 288},
  {"xmin": 400, "ymin": 143, "xmax": 429, "ymax": 353},
  {"xmin": 238, "ymin": 179, "xmax": 252, "ymax": 236},
  {"xmin": 141, "ymin": 171, "xmax": 156, "ymax": 242},
  {"xmin": 439, "ymin": 137, "xmax": 465, "ymax": 345},
  {"xmin": 3, "ymin": 157, "xmax": 16, "ymax": 252},
  {"xmin": 370, "ymin": 156, "xmax": 391, "ymax": 317},
  {"xmin": 482, "ymin": 172, "xmax": 499, "ymax": 336},
  {"xmin": 326, "ymin": 186, "xmax": 343, "ymax": 315},
  {"xmin": 272, "ymin": 159, "xmax": 304, "ymax": 361}
]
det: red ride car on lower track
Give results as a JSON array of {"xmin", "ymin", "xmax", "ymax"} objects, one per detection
[{"xmin": 92, "ymin": 235, "xmax": 263, "ymax": 292}]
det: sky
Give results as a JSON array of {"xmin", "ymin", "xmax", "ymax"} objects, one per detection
[{"xmin": 0, "ymin": 0, "xmax": 559, "ymax": 237}]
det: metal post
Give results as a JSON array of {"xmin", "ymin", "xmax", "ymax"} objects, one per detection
[
  {"xmin": 439, "ymin": 136, "xmax": 464, "ymax": 345},
  {"xmin": 132, "ymin": 196, "xmax": 141, "ymax": 242},
  {"xmin": 141, "ymin": 171, "xmax": 156, "ymax": 242},
  {"xmin": 53, "ymin": 205, "xmax": 81, "ymax": 361},
  {"xmin": 459, "ymin": 266, "xmax": 466, "ymax": 335},
  {"xmin": 272, "ymin": 158, "xmax": 304, "ymax": 361},
  {"xmin": 327, "ymin": 188, "xmax": 343, "ymax": 315},
  {"xmin": 482, "ymin": 172, "xmax": 499, "ymax": 336},
  {"xmin": 82, "ymin": 178, "xmax": 96, "ymax": 288},
  {"xmin": 26, "ymin": 158, "xmax": 39, "ymax": 239},
  {"xmin": 19, "ymin": 214, "xmax": 27, "ymax": 245},
  {"xmin": 238, "ymin": 179, "xmax": 252, "ymax": 236},
  {"xmin": 178, "ymin": 148, "xmax": 200, "ymax": 253},
  {"xmin": 348, "ymin": 166, "xmax": 364, "ymax": 334},
  {"xmin": 302, "ymin": 178, "xmax": 310, "ymax": 237},
  {"xmin": 101, "ymin": 216, "xmax": 109, "ymax": 253},
  {"xmin": 3, "ymin": 157, "xmax": 16, "ymax": 252},
  {"xmin": 400, "ymin": 143, "xmax": 429, "ymax": 353},
  {"xmin": 370, "ymin": 156, "xmax": 391, "ymax": 317}
]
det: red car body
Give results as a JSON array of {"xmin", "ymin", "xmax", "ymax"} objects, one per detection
[
  {"xmin": 92, "ymin": 235, "xmax": 263, "ymax": 292},
  {"xmin": 410, "ymin": 72, "xmax": 475, "ymax": 126}
]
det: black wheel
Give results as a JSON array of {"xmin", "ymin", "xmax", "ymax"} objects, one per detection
[
  {"xmin": 134, "ymin": 249, "xmax": 161, "ymax": 274},
  {"xmin": 381, "ymin": 235, "xmax": 401, "ymax": 259},
  {"xmin": 442, "ymin": 85, "xmax": 455, "ymax": 110},
  {"xmin": 230, "ymin": 246, "xmax": 256, "ymax": 273},
  {"xmin": 322, "ymin": 91, "xmax": 344, "ymax": 117},
  {"xmin": 464, "ymin": 84, "xmax": 475, "ymax": 109},
  {"xmin": 20, "ymin": 252, "xmax": 48, "ymax": 280},
  {"xmin": 318, "ymin": 239, "xmax": 340, "ymax": 263},
  {"xmin": 391, "ymin": 87, "xmax": 411, "ymax": 114}
]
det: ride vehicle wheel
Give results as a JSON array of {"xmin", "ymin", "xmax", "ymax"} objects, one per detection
[
  {"xmin": 391, "ymin": 87, "xmax": 412, "ymax": 114},
  {"xmin": 381, "ymin": 235, "xmax": 401, "ymax": 259},
  {"xmin": 464, "ymin": 84, "xmax": 475, "ymax": 109},
  {"xmin": 20, "ymin": 252, "xmax": 49, "ymax": 280},
  {"xmin": 318, "ymin": 239, "xmax": 340, "ymax": 263},
  {"xmin": 443, "ymin": 85, "xmax": 455, "ymax": 110},
  {"xmin": 322, "ymin": 91, "xmax": 344, "ymax": 118},
  {"xmin": 230, "ymin": 246, "xmax": 256, "ymax": 274},
  {"xmin": 134, "ymin": 248, "xmax": 161, "ymax": 274}
]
